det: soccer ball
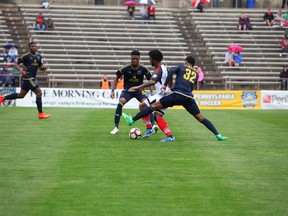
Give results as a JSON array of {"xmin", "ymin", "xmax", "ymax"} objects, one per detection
[{"xmin": 129, "ymin": 128, "xmax": 141, "ymax": 140}]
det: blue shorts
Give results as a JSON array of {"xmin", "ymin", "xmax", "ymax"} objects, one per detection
[
  {"xmin": 21, "ymin": 78, "xmax": 40, "ymax": 92},
  {"xmin": 120, "ymin": 90, "xmax": 148, "ymax": 103},
  {"xmin": 160, "ymin": 92, "xmax": 200, "ymax": 116}
]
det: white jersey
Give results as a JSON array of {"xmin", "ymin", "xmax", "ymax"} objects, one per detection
[{"xmin": 151, "ymin": 64, "xmax": 171, "ymax": 95}]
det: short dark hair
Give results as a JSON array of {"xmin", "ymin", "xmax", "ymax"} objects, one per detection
[
  {"xmin": 185, "ymin": 56, "xmax": 195, "ymax": 66},
  {"xmin": 29, "ymin": 41, "xmax": 36, "ymax": 47},
  {"xmin": 148, "ymin": 49, "xmax": 163, "ymax": 62},
  {"xmin": 131, "ymin": 50, "xmax": 140, "ymax": 56}
]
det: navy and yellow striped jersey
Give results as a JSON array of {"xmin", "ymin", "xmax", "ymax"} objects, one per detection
[
  {"xmin": 116, "ymin": 64, "xmax": 152, "ymax": 90},
  {"xmin": 169, "ymin": 65, "xmax": 199, "ymax": 97},
  {"xmin": 17, "ymin": 52, "xmax": 43, "ymax": 78}
]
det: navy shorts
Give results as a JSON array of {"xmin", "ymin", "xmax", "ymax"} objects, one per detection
[
  {"xmin": 160, "ymin": 92, "xmax": 200, "ymax": 116},
  {"xmin": 120, "ymin": 90, "xmax": 148, "ymax": 103},
  {"xmin": 21, "ymin": 78, "xmax": 40, "ymax": 92}
]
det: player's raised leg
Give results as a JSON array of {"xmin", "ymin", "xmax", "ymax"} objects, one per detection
[{"xmin": 0, "ymin": 89, "xmax": 28, "ymax": 105}]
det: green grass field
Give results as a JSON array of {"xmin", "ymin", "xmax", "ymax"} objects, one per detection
[{"xmin": 0, "ymin": 107, "xmax": 287, "ymax": 216}]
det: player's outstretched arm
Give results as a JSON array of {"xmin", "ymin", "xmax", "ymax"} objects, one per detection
[
  {"xmin": 14, "ymin": 62, "xmax": 27, "ymax": 76},
  {"xmin": 110, "ymin": 76, "xmax": 119, "ymax": 99},
  {"xmin": 128, "ymin": 79, "xmax": 156, "ymax": 92}
]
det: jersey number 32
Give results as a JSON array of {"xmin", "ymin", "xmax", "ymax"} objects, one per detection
[{"xmin": 183, "ymin": 68, "xmax": 197, "ymax": 84}]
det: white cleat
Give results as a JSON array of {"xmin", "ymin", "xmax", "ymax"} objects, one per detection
[{"xmin": 110, "ymin": 127, "xmax": 119, "ymax": 135}]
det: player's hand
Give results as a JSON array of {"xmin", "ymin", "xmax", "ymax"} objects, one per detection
[
  {"xmin": 40, "ymin": 65, "xmax": 48, "ymax": 71},
  {"xmin": 20, "ymin": 70, "xmax": 27, "ymax": 76},
  {"xmin": 160, "ymin": 86, "xmax": 167, "ymax": 94},
  {"xmin": 110, "ymin": 92, "xmax": 115, "ymax": 99}
]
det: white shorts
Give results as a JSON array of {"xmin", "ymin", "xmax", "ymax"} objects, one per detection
[{"xmin": 144, "ymin": 93, "xmax": 167, "ymax": 114}]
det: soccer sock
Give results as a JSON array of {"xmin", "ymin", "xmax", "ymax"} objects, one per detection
[
  {"xmin": 132, "ymin": 106, "xmax": 154, "ymax": 122},
  {"xmin": 4, "ymin": 93, "xmax": 18, "ymax": 100},
  {"xmin": 36, "ymin": 96, "xmax": 43, "ymax": 113},
  {"xmin": 115, "ymin": 103, "xmax": 123, "ymax": 128},
  {"xmin": 156, "ymin": 117, "xmax": 172, "ymax": 137},
  {"xmin": 201, "ymin": 118, "xmax": 219, "ymax": 135},
  {"xmin": 142, "ymin": 115, "xmax": 152, "ymax": 129},
  {"xmin": 150, "ymin": 113, "xmax": 155, "ymax": 126}
]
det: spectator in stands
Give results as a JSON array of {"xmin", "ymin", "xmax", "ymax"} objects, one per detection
[
  {"xmin": 229, "ymin": 49, "xmax": 242, "ymax": 67},
  {"xmin": 8, "ymin": 45, "xmax": 18, "ymax": 63},
  {"xmin": 280, "ymin": 66, "xmax": 288, "ymax": 90},
  {"xmin": 140, "ymin": 4, "xmax": 147, "ymax": 24},
  {"xmin": 0, "ymin": 47, "xmax": 9, "ymax": 63},
  {"xmin": 127, "ymin": 5, "xmax": 135, "ymax": 20},
  {"xmin": 244, "ymin": 15, "xmax": 252, "ymax": 30},
  {"xmin": 100, "ymin": 75, "xmax": 111, "ymax": 89},
  {"xmin": 196, "ymin": 1, "xmax": 204, "ymax": 13},
  {"xmin": 195, "ymin": 66, "xmax": 205, "ymax": 88},
  {"xmin": 282, "ymin": 0, "xmax": 288, "ymax": 9},
  {"xmin": 224, "ymin": 47, "xmax": 233, "ymax": 64},
  {"xmin": 116, "ymin": 76, "xmax": 124, "ymax": 89},
  {"xmin": 45, "ymin": 16, "xmax": 55, "ymax": 31},
  {"xmin": 274, "ymin": 10, "xmax": 286, "ymax": 27},
  {"xmin": 0, "ymin": 67, "xmax": 13, "ymax": 87},
  {"xmin": 280, "ymin": 33, "xmax": 288, "ymax": 56},
  {"xmin": 147, "ymin": 4, "xmax": 156, "ymax": 20},
  {"xmin": 238, "ymin": 13, "xmax": 246, "ymax": 30},
  {"xmin": 36, "ymin": 13, "xmax": 45, "ymax": 31},
  {"xmin": 41, "ymin": 1, "xmax": 49, "ymax": 9},
  {"xmin": 263, "ymin": 9, "xmax": 274, "ymax": 27}
]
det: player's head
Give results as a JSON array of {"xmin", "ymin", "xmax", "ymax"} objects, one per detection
[
  {"xmin": 28, "ymin": 42, "xmax": 37, "ymax": 53},
  {"xmin": 148, "ymin": 49, "xmax": 163, "ymax": 66},
  {"xmin": 131, "ymin": 50, "xmax": 140, "ymax": 67},
  {"xmin": 185, "ymin": 56, "xmax": 195, "ymax": 67}
]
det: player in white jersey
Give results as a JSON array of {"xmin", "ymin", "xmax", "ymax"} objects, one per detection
[{"xmin": 126, "ymin": 49, "xmax": 175, "ymax": 142}]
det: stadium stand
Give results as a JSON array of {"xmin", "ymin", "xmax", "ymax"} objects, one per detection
[
  {"xmin": 190, "ymin": 8, "xmax": 287, "ymax": 89},
  {"xmin": 1, "ymin": 2, "xmax": 286, "ymax": 90},
  {"xmin": 19, "ymin": 4, "xmax": 190, "ymax": 88}
]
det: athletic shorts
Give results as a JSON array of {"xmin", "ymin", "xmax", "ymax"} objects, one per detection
[
  {"xmin": 21, "ymin": 78, "xmax": 40, "ymax": 92},
  {"xmin": 160, "ymin": 92, "xmax": 200, "ymax": 116},
  {"xmin": 144, "ymin": 93, "xmax": 167, "ymax": 115},
  {"xmin": 120, "ymin": 90, "xmax": 148, "ymax": 103}
]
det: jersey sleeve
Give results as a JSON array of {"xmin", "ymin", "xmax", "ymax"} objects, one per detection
[
  {"xmin": 39, "ymin": 55, "xmax": 44, "ymax": 67},
  {"xmin": 116, "ymin": 64, "xmax": 128, "ymax": 78},
  {"xmin": 17, "ymin": 54, "xmax": 26, "ymax": 65},
  {"xmin": 144, "ymin": 67, "xmax": 152, "ymax": 80},
  {"xmin": 151, "ymin": 68, "xmax": 163, "ymax": 83}
]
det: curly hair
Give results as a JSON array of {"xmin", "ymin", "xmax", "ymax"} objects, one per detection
[{"xmin": 148, "ymin": 49, "xmax": 163, "ymax": 62}]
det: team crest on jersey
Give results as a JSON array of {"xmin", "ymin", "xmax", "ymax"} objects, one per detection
[
  {"xmin": 241, "ymin": 92, "xmax": 257, "ymax": 108},
  {"xmin": 0, "ymin": 88, "xmax": 16, "ymax": 107},
  {"xmin": 137, "ymin": 70, "xmax": 142, "ymax": 75}
]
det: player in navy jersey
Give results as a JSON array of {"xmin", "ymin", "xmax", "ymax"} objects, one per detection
[
  {"xmin": 122, "ymin": 56, "xmax": 227, "ymax": 141},
  {"xmin": 110, "ymin": 50, "xmax": 158, "ymax": 135},
  {"xmin": 0, "ymin": 42, "xmax": 50, "ymax": 119},
  {"xmin": 125, "ymin": 49, "xmax": 175, "ymax": 142}
]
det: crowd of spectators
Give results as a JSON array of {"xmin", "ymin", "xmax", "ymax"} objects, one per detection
[
  {"xmin": 35, "ymin": 13, "xmax": 55, "ymax": 31},
  {"xmin": 0, "ymin": 44, "xmax": 20, "ymax": 87},
  {"xmin": 127, "ymin": 3, "xmax": 156, "ymax": 22}
]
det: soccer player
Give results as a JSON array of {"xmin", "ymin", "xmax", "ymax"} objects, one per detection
[
  {"xmin": 0, "ymin": 42, "xmax": 51, "ymax": 119},
  {"xmin": 122, "ymin": 56, "xmax": 227, "ymax": 141},
  {"xmin": 126, "ymin": 49, "xmax": 175, "ymax": 142},
  {"xmin": 110, "ymin": 50, "xmax": 157, "ymax": 135}
]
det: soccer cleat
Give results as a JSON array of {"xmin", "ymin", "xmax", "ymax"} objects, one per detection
[
  {"xmin": 160, "ymin": 136, "xmax": 176, "ymax": 142},
  {"xmin": 0, "ymin": 96, "xmax": 4, "ymax": 105},
  {"xmin": 122, "ymin": 112, "xmax": 134, "ymax": 126},
  {"xmin": 110, "ymin": 127, "xmax": 119, "ymax": 135},
  {"xmin": 216, "ymin": 134, "xmax": 227, "ymax": 141},
  {"xmin": 38, "ymin": 112, "xmax": 51, "ymax": 119},
  {"xmin": 152, "ymin": 125, "xmax": 159, "ymax": 133},
  {"xmin": 142, "ymin": 128, "xmax": 156, "ymax": 138}
]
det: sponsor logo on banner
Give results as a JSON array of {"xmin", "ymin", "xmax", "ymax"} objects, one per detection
[
  {"xmin": 15, "ymin": 88, "xmax": 140, "ymax": 108},
  {"xmin": 191, "ymin": 91, "xmax": 260, "ymax": 109},
  {"xmin": 241, "ymin": 92, "xmax": 258, "ymax": 108},
  {"xmin": 0, "ymin": 88, "xmax": 16, "ymax": 107},
  {"xmin": 261, "ymin": 91, "xmax": 288, "ymax": 109}
]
